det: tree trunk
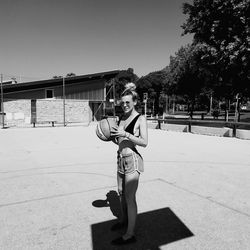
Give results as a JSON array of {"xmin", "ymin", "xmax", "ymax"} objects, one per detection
[
  {"xmin": 189, "ymin": 98, "xmax": 195, "ymax": 119},
  {"xmin": 164, "ymin": 94, "xmax": 169, "ymax": 115},
  {"xmin": 155, "ymin": 93, "xmax": 160, "ymax": 115}
]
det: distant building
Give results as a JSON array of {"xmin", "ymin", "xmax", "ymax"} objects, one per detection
[{"xmin": 0, "ymin": 70, "xmax": 121, "ymax": 126}]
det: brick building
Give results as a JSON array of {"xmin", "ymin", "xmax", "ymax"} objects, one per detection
[{"xmin": 0, "ymin": 70, "xmax": 120, "ymax": 127}]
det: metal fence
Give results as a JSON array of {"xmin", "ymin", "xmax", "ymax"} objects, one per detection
[{"xmin": 147, "ymin": 117, "xmax": 250, "ymax": 139}]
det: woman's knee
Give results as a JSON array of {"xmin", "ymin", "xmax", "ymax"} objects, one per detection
[{"xmin": 125, "ymin": 191, "xmax": 136, "ymax": 203}]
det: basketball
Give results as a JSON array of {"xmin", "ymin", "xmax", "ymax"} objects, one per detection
[{"xmin": 96, "ymin": 118, "xmax": 118, "ymax": 141}]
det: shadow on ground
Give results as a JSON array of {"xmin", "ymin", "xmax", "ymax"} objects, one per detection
[{"xmin": 91, "ymin": 190, "xmax": 194, "ymax": 250}]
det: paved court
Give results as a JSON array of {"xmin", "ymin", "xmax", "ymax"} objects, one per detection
[{"xmin": 0, "ymin": 124, "xmax": 250, "ymax": 250}]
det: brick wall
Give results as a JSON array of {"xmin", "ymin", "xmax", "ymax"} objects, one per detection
[
  {"xmin": 65, "ymin": 100, "xmax": 91, "ymax": 123},
  {"xmin": 36, "ymin": 99, "xmax": 90, "ymax": 124},
  {"xmin": 4, "ymin": 100, "xmax": 31, "ymax": 126},
  {"xmin": 2, "ymin": 99, "xmax": 91, "ymax": 127}
]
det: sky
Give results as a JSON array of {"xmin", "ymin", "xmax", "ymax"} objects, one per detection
[{"xmin": 0, "ymin": 0, "xmax": 193, "ymax": 82}]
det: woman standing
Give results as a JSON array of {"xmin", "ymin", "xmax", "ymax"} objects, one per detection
[{"xmin": 111, "ymin": 82, "xmax": 148, "ymax": 245}]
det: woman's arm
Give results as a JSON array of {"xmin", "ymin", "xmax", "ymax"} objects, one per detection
[
  {"xmin": 111, "ymin": 116, "xmax": 120, "ymax": 145},
  {"xmin": 111, "ymin": 116, "xmax": 148, "ymax": 147},
  {"xmin": 126, "ymin": 115, "xmax": 148, "ymax": 147}
]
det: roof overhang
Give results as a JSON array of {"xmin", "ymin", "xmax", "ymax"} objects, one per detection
[{"xmin": 1, "ymin": 70, "xmax": 121, "ymax": 94}]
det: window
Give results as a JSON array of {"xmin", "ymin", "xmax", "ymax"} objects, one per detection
[{"xmin": 45, "ymin": 89, "xmax": 54, "ymax": 98}]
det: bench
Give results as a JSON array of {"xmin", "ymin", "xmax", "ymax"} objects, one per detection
[{"xmin": 32, "ymin": 121, "xmax": 56, "ymax": 127}]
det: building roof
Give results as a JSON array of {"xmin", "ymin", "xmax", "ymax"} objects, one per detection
[{"xmin": 1, "ymin": 70, "xmax": 121, "ymax": 94}]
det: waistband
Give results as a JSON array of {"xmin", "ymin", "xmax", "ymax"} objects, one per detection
[{"xmin": 117, "ymin": 151, "xmax": 135, "ymax": 158}]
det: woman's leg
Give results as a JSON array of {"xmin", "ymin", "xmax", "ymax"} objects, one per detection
[
  {"xmin": 117, "ymin": 172, "xmax": 127, "ymax": 223},
  {"xmin": 123, "ymin": 171, "xmax": 140, "ymax": 239}
]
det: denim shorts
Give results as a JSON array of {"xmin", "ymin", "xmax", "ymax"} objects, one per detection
[{"xmin": 117, "ymin": 151, "xmax": 144, "ymax": 175}]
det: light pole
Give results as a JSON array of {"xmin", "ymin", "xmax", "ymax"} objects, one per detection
[
  {"xmin": 0, "ymin": 74, "xmax": 5, "ymax": 129},
  {"xmin": 210, "ymin": 94, "xmax": 213, "ymax": 114},
  {"xmin": 63, "ymin": 77, "xmax": 66, "ymax": 126},
  {"xmin": 143, "ymin": 93, "xmax": 148, "ymax": 117},
  {"xmin": 235, "ymin": 93, "xmax": 239, "ymax": 122},
  {"xmin": 112, "ymin": 79, "xmax": 116, "ymax": 118}
]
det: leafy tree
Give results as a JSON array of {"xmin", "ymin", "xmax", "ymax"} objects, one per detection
[
  {"xmin": 105, "ymin": 68, "xmax": 139, "ymax": 103},
  {"xmin": 53, "ymin": 73, "xmax": 76, "ymax": 79},
  {"xmin": 182, "ymin": 0, "xmax": 250, "ymax": 98},
  {"xmin": 52, "ymin": 75, "xmax": 63, "ymax": 79},
  {"xmin": 66, "ymin": 73, "xmax": 76, "ymax": 77},
  {"xmin": 136, "ymin": 70, "xmax": 168, "ymax": 115},
  {"xmin": 114, "ymin": 68, "xmax": 139, "ymax": 98},
  {"xmin": 165, "ymin": 43, "xmax": 214, "ymax": 115}
]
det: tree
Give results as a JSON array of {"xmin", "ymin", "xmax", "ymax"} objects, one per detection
[
  {"xmin": 136, "ymin": 70, "xmax": 168, "ymax": 115},
  {"xmin": 182, "ymin": 0, "xmax": 250, "ymax": 98},
  {"xmin": 53, "ymin": 73, "xmax": 76, "ymax": 79},
  {"xmin": 66, "ymin": 73, "xmax": 76, "ymax": 77},
  {"xmin": 165, "ymin": 43, "xmax": 214, "ymax": 114},
  {"xmin": 105, "ymin": 68, "xmax": 139, "ymax": 104},
  {"xmin": 114, "ymin": 68, "xmax": 139, "ymax": 98}
]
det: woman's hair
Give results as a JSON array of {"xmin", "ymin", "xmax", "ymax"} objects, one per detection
[{"xmin": 121, "ymin": 82, "xmax": 138, "ymax": 101}]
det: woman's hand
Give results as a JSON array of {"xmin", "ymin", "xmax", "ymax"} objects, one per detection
[{"xmin": 111, "ymin": 126, "xmax": 126, "ymax": 138}]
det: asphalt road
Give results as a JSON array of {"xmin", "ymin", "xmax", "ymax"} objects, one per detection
[{"xmin": 0, "ymin": 125, "xmax": 250, "ymax": 249}]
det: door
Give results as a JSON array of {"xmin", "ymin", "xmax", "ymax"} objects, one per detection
[{"xmin": 31, "ymin": 100, "xmax": 37, "ymax": 123}]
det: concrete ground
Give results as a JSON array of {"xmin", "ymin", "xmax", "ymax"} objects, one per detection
[{"xmin": 0, "ymin": 124, "xmax": 250, "ymax": 250}]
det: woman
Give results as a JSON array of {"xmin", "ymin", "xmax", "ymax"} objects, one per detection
[{"xmin": 111, "ymin": 82, "xmax": 148, "ymax": 245}]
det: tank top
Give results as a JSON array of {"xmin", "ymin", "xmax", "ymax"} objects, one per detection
[{"xmin": 118, "ymin": 114, "xmax": 141, "ymax": 135}]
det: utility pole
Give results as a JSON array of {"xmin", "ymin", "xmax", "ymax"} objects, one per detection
[
  {"xmin": 113, "ymin": 79, "xmax": 116, "ymax": 118},
  {"xmin": 210, "ymin": 94, "xmax": 213, "ymax": 114},
  {"xmin": 63, "ymin": 77, "xmax": 66, "ymax": 126},
  {"xmin": 235, "ymin": 93, "xmax": 239, "ymax": 122},
  {"xmin": 0, "ymin": 74, "xmax": 5, "ymax": 129},
  {"xmin": 172, "ymin": 95, "xmax": 175, "ymax": 114},
  {"xmin": 103, "ymin": 83, "xmax": 106, "ymax": 117},
  {"xmin": 143, "ymin": 93, "xmax": 148, "ymax": 117}
]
